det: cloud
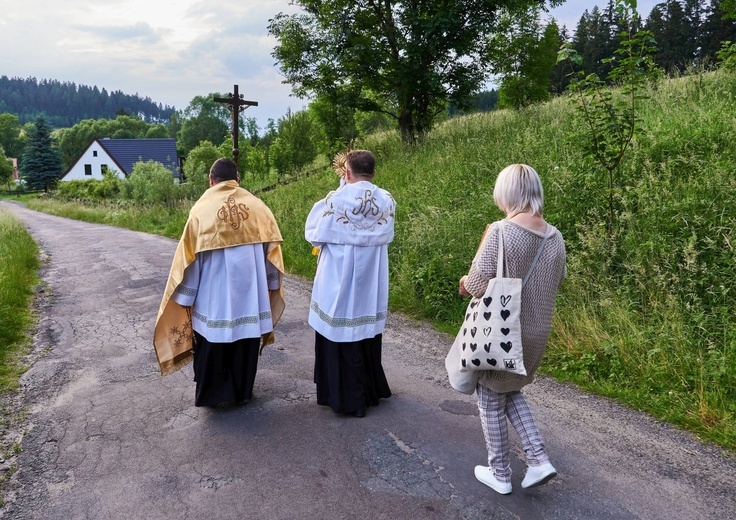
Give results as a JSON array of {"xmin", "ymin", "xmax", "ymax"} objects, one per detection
[
  {"xmin": 71, "ymin": 21, "xmax": 162, "ymax": 44},
  {"xmin": 0, "ymin": 0, "xmax": 302, "ymax": 128}
]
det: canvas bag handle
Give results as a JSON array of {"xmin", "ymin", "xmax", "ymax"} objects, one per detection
[{"xmin": 496, "ymin": 220, "xmax": 551, "ymax": 288}]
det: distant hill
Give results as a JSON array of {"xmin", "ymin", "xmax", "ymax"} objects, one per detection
[{"xmin": 0, "ymin": 76, "xmax": 176, "ymax": 128}]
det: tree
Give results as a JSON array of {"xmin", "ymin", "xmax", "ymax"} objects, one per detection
[
  {"xmin": 268, "ymin": 109, "xmax": 320, "ymax": 177},
  {"xmin": 56, "ymin": 115, "xmax": 163, "ymax": 170},
  {"xmin": 0, "ymin": 113, "xmax": 23, "ymax": 158},
  {"xmin": 571, "ymin": 6, "xmax": 616, "ymax": 80},
  {"xmin": 245, "ymin": 146, "xmax": 269, "ymax": 179},
  {"xmin": 217, "ymin": 134, "xmax": 252, "ymax": 178},
  {"xmin": 19, "ymin": 115, "xmax": 63, "ymax": 192},
  {"xmin": 243, "ymin": 117, "xmax": 261, "ymax": 147},
  {"xmin": 645, "ymin": 0, "xmax": 699, "ymax": 72},
  {"xmin": 491, "ymin": 8, "xmax": 561, "ymax": 109},
  {"xmin": 268, "ymin": 0, "xmax": 559, "ymax": 144},
  {"xmin": 176, "ymin": 95, "xmax": 229, "ymax": 156},
  {"xmin": 145, "ymin": 124, "xmax": 169, "ymax": 138},
  {"xmin": 308, "ymin": 94, "xmax": 358, "ymax": 153},
  {"xmin": 558, "ymin": 0, "xmax": 659, "ymax": 235},
  {"xmin": 724, "ymin": 0, "xmax": 736, "ymax": 19},
  {"xmin": 700, "ymin": 0, "xmax": 736, "ymax": 62},
  {"xmin": 183, "ymin": 141, "xmax": 221, "ymax": 195},
  {"xmin": 0, "ymin": 146, "xmax": 13, "ymax": 188}
]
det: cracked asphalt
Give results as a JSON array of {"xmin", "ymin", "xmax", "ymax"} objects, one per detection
[{"xmin": 1, "ymin": 201, "xmax": 735, "ymax": 520}]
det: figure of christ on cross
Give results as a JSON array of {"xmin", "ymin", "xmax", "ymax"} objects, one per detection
[{"xmin": 214, "ymin": 85, "xmax": 258, "ymax": 167}]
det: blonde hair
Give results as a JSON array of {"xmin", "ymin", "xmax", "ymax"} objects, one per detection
[{"xmin": 493, "ymin": 164, "xmax": 544, "ymax": 217}]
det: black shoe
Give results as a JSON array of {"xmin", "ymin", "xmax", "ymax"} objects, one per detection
[{"xmin": 351, "ymin": 408, "xmax": 366, "ymax": 418}]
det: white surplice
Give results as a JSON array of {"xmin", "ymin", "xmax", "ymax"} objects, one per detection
[
  {"xmin": 171, "ymin": 243, "xmax": 281, "ymax": 343},
  {"xmin": 305, "ymin": 180, "xmax": 396, "ymax": 343}
]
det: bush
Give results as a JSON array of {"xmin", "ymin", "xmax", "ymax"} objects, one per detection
[
  {"xmin": 120, "ymin": 160, "xmax": 178, "ymax": 205},
  {"xmin": 183, "ymin": 141, "xmax": 221, "ymax": 197}
]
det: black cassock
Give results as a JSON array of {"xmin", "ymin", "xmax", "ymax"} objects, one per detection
[{"xmin": 313, "ymin": 331, "xmax": 392, "ymax": 415}]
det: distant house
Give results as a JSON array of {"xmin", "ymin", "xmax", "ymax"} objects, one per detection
[{"xmin": 60, "ymin": 138, "xmax": 180, "ymax": 182}]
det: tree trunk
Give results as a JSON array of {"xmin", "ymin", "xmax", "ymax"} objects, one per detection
[{"xmin": 398, "ymin": 111, "xmax": 416, "ymax": 144}]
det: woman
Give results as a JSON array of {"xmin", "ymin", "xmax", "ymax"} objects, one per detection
[{"xmin": 459, "ymin": 164, "xmax": 566, "ymax": 494}]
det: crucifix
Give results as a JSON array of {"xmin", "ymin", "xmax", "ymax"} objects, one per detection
[{"xmin": 214, "ymin": 85, "xmax": 258, "ymax": 167}]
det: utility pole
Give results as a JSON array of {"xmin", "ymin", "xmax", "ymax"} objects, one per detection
[{"xmin": 214, "ymin": 85, "xmax": 258, "ymax": 167}]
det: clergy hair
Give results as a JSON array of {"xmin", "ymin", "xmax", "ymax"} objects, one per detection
[
  {"xmin": 493, "ymin": 164, "xmax": 544, "ymax": 217},
  {"xmin": 346, "ymin": 150, "xmax": 375, "ymax": 178},
  {"xmin": 209, "ymin": 158, "xmax": 239, "ymax": 182}
]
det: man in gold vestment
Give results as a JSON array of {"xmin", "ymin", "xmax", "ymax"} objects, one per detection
[{"xmin": 154, "ymin": 158, "xmax": 284, "ymax": 406}]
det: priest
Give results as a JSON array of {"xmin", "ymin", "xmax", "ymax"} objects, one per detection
[{"xmin": 154, "ymin": 158, "xmax": 285, "ymax": 407}]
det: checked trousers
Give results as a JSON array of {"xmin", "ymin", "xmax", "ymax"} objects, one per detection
[{"xmin": 477, "ymin": 385, "xmax": 550, "ymax": 483}]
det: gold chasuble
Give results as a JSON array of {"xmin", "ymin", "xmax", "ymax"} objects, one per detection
[{"xmin": 153, "ymin": 180, "xmax": 285, "ymax": 375}]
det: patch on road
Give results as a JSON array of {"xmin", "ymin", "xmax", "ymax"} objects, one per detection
[
  {"xmin": 440, "ymin": 399, "xmax": 478, "ymax": 416},
  {"xmin": 361, "ymin": 430, "xmax": 452, "ymax": 499}
]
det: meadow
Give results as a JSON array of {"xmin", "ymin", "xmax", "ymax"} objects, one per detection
[{"xmin": 21, "ymin": 69, "xmax": 736, "ymax": 451}]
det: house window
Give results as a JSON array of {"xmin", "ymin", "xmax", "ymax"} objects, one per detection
[
  {"xmin": 101, "ymin": 165, "xmax": 108, "ymax": 175},
  {"xmin": 84, "ymin": 164, "xmax": 92, "ymax": 176},
  {"xmin": 93, "ymin": 151, "xmax": 98, "ymax": 157}
]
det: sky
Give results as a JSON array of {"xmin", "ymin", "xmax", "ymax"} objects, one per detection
[{"xmin": 0, "ymin": 0, "xmax": 658, "ymax": 131}]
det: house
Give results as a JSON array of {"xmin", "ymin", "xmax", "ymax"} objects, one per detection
[
  {"xmin": 11, "ymin": 158, "xmax": 18, "ymax": 181},
  {"xmin": 60, "ymin": 138, "xmax": 180, "ymax": 181}
]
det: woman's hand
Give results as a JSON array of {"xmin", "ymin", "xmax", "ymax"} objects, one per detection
[{"xmin": 459, "ymin": 275, "xmax": 471, "ymax": 297}]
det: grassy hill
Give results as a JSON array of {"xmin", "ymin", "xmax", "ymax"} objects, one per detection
[
  {"xmin": 258, "ymin": 70, "xmax": 736, "ymax": 450},
  {"xmin": 23, "ymin": 70, "xmax": 736, "ymax": 450}
]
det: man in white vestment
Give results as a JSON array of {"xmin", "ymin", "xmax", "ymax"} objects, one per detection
[
  {"xmin": 154, "ymin": 158, "xmax": 285, "ymax": 407},
  {"xmin": 305, "ymin": 149, "xmax": 395, "ymax": 417}
]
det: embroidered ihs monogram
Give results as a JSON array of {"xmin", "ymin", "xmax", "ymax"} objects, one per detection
[
  {"xmin": 217, "ymin": 196, "xmax": 249, "ymax": 229},
  {"xmin": 353, "ymin": 189, "xmax": 380, "ymax": 217},
  {"xmin": 334, "ymin": 189, "xmax": 392, "ymax": 231}
]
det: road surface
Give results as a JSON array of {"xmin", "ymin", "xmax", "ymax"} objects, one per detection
[{"xmin": 1, "ymin": 201, "xmax": 734, "ymax": 520}]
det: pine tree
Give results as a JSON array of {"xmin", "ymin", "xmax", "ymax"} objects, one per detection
[
  {"xmin": 701, "ymin": 0, "xmax": 736, "ymax": 62},
  {"xmin": 19, "ymin": 115, "xmax": 62, "ymax": 191}
]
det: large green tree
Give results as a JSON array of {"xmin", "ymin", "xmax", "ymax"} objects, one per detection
[
  {"xmin": 183, "ymin": 141, "xmax": 222, "ymax": 194},
  {"xmin": 0, "ymin": 113, "xmax": 24, "ymax": 158},
  {"xmin": 19, "ymin": 115, "xmax": 63, "ymax": 192},
  {"xmin": 268, "ymin": 109, "xmax": 320, "ymax": 177},
  {"xmin": 645, "ymin": 0, "xmax": 700, "ymax": 72},
  {"xmin": 176, "ymin": 95, "xmax": 229, "ymax": 156},
  {"xmin": 491, "ymin": 9, "xmax": 562, "ymax": 109},
  {"xmin": 268, "ymin": 0, "xmax": 559, "ymax": 143},
  {"xmin": 308, "ymin": 94, "xmax": 359, "ymax": 153}
]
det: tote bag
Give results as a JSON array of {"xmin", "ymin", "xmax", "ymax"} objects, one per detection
[
  {"xmin": 445, "ymin": 328, "xmax": 480, "ymax": 394},
  {"xmin": 458, "ymin": 221, "xmax": 550, "ymax": 375}
]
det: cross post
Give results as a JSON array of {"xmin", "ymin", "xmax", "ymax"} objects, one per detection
[{"xmin": 214, "ymin": 85, "xmax": 258, "ymax": 167}]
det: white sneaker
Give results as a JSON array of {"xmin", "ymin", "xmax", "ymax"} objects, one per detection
[
  {"xmin": 521, "ymin": 462, "xmax": 557, "ymax": 488},
  {"xmin": 474, "ymin": 465, "xmax": 512, "ymax": 495}
]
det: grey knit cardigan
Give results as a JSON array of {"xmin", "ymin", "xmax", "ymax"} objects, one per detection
[{"xmin": 464, "ymin": 219, "xmax": 567, "ymax": 393}]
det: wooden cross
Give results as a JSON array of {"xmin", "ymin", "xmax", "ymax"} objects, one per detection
[{"xmin": 214, "ymin": 85, "xmax": 258, "ymax": 167}]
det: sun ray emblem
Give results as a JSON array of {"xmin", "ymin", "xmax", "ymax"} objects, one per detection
[{"xmin": 332, "ymin": 150, "xmax": 350, "ymax": 179}]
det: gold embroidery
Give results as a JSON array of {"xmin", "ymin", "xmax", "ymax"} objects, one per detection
[
  {"xmin": 170, "ymin": 308, "xmax": 195, "ymax": 352},
  {"xmin": 217, "ymin": 196, "xmax": 250, "ymax": 229},
  {"xmin": 322, "ymin": 201, "xmax": 335, "ymax": 217}
]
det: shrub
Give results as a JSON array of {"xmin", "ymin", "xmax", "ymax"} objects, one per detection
[{"xmin": 120, "ymin": 160, "xmax": 178, "ymax": 205}]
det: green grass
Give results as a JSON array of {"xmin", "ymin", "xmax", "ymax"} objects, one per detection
[
  {"xmin": 0, "ymin": 209, "xmax": 40, "ymax": 393},
  {"xmin": 17, "ymin": 70, "xmax": 736, "ymax": 451}
]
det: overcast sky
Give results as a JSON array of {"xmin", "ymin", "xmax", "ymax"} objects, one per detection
[{"xmin": 0, "ymin": 0, "xmax": 658, "ymax": 131}]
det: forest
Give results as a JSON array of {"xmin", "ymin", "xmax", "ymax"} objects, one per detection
[{"xmin": 0, "ymin": 76, "xmax": 176, "ymax": 127}]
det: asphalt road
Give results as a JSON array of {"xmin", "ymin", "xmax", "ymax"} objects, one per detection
[{"xmin": 1, "ymin": 201, "xmax": 735, "ymax": 520}]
